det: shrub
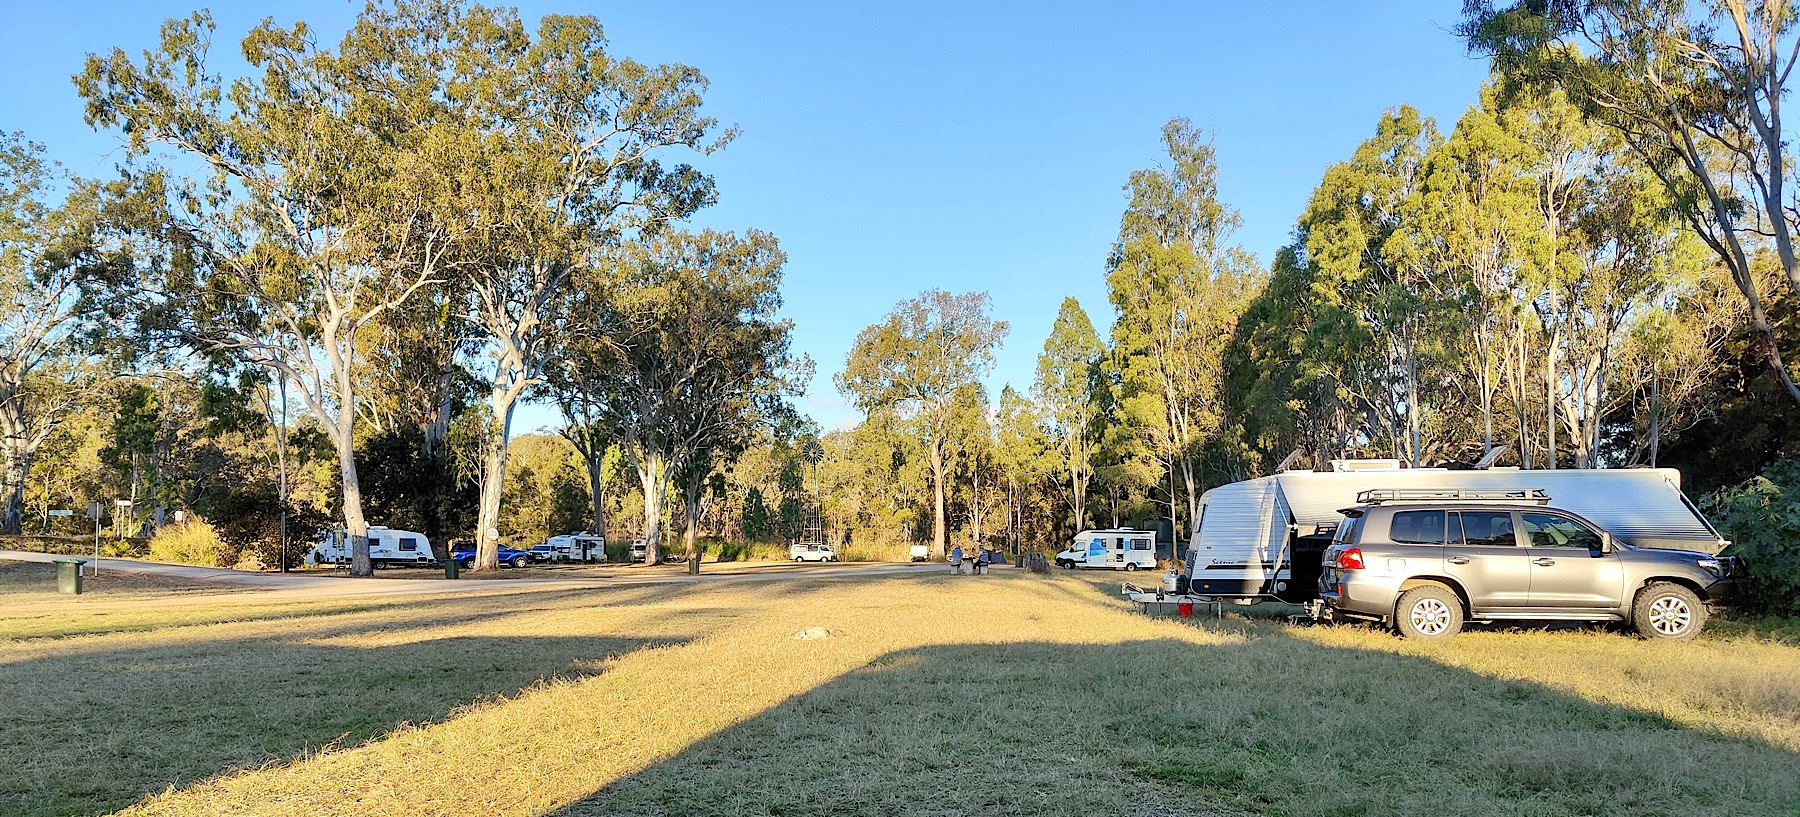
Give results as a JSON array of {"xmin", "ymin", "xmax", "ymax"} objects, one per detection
[
  {"xmin": 147, "ymin": 520, "xmax": 236, "ymax": 568},
  {"xmin": 1705, "ymin": 459, "xmax": 1800, "ymax": 616}
]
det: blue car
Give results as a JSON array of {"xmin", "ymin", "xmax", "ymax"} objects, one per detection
[{"xmin": 449, "ymin": 545, "xmax": 533, "ymax": 569}]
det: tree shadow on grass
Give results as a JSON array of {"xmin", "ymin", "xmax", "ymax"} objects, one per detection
[
  {"xmin": 556, "ymin": 634, "xmax": 1800, "ymax": 817},
  {"xmin": 0, "ymin": 630, "xmax": 691, "ymax": 817}
]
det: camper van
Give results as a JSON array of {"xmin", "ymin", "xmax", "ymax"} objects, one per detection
[
  {"xmin": 1056, "ymin": 529, "xmax": 1159, "ymax": 571},
  {"xmin": 308, "ymin": 526, "xmax": 436, "ymax": 569},
  {"xmin": 1160, "ymin": 461, "xmax": 1729, "ymax": 604},
  {"xmin": 540, "ymin": 532, "xmax": 606, "ymax": 563}
]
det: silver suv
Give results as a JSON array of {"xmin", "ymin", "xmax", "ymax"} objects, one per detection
[{"xmin": 1319, "ymin": 489, "xmax": 1738, "ymax": 641}]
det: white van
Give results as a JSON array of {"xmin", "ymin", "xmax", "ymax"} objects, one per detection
[
  {"xmin": 1055, "ymin": 529, "xmax": 1157, "ymax": 571},
  {"xmin": 540, "ymin": 532, "xmax": 607, "ymax": 563},
  {"xmin": 790, "ymin": 543, "xmax": 839, "ymax": 562},
  {"xmin": 309, "ymin": 526, "xmax": 436, "ymax": 568}
]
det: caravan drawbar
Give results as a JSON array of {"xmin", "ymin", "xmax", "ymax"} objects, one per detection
[{"xmin": 1133, "ymin": 463, "xmax": 1729, "ymax": 607}]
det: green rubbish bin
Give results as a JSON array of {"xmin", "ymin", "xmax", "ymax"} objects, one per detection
[
  {"xmin": 55, "ymin": 558, "xmax": 87, "ymax": 595},
  {"xmin": 444, "ymin": 558, "xmax": 459, "ymax": 580}
]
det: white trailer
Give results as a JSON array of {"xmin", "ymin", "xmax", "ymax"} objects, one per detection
[
  {"xmin": 1054, "ymin": 529, "xmax": 1159, "ymax": 571},
  {"xmin": 308, "ymin": 525, "xmax": 437, "ymax": 568},
  {"xmin": 1145, "ymin": 462, "xmax": 1726, "ymax": 604},
  {"xmin": 541, "ymin": 532, "xmax": 607, "ymax": 563}
]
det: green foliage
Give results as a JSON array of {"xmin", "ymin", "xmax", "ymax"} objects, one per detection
[
  {"xmin": 1034, "ymin": 297, "xmax": 1105, "ymax": 529},
  {"xmin": 742, "ymin": 487, "xmax": 773, "ymax": 541},
  {"xmin": 355, "ymin": 427, "xmax": 476, "ymax": 548},
  {"xmin": 1707, "ymin": 460, "xmax": 1800, "ymax": 616}
]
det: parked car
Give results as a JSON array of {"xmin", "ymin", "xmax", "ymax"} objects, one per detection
[
  {"xmin": 449, "ymin": 545, "xmax": 533, "ymax": 569},
  {"xmin": 1319, "ymin": 489, "xmax": 1739, "ymax": 641},
  {"xmin": 790, "ymin": 543, "xmax": 839, "ymax": 562},
  {"xmin": 527, "ymin": 544, "xmax": 560, "ymax": 563},
  {"xmin": 630, "ymin": 539, "xmax": 648, "ymax": 563},
  {"xmin": 908, "ymin": 544, "xmax": 930, "ymax": 562}
]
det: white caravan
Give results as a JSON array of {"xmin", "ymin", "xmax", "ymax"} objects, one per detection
[
  {"xmin": 308, "ymin": 525, "xmax": 436, "ymax": 568},
  {"xmin": 1055, "ymin": 529, "xmax": 1159, "ymax": 571},
  {"xmin": 1175, "ymin": 461, "xmax": 1727, "ymax": 602},
  {"xmin": 541, "ymin": 532, "xmax": 607, "ymax": 563}
]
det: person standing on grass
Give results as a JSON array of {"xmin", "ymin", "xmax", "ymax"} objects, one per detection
[{"xmin": 950, "ymin": 544, "xmax": 965, "ymax": 574}]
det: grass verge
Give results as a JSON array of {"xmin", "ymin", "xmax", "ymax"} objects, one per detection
[{"xmin": 3, "ymin": 570, "xmax": 1798, "ymax": 816}]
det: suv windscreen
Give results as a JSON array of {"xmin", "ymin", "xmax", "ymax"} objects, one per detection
[
  {"xmin": 1452, "ymin": 511, "xmax": 1517, "ymax": 547},
  {"xmin": 1521, "ymin": 513, "xmax": 1602, "ymax": 549},
  {"xmin": 1389, "ymin": 510, "xmax": 1445, "ymax": 544}
]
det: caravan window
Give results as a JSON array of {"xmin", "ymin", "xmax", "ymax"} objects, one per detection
[
  {"xmin": 1389, "ymin": 511, "xmax": 1445, "ymax": 545},
  {"xmin": 1130, "ymin": 538, "xmax": 1151, "ymax": 551},
  {"xmin": 398, "ymin": 538, "xmax": 419, "ymax": 552}
]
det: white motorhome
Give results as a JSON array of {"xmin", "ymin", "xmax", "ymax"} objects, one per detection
[
  {"xmin": 308, "ymin": 526, "xmax": 436, "ymax": 568},
  {"xmin": 1171, "ymin": 461, "xmax": 1727, "ymax": 602},
  {"xmin": 541, "ymin": 532, "xmax": 607, "ymax": 563},
  {"xmin": 1055, "ymin": 529, "xmax": 1159, "ymax": 571}
]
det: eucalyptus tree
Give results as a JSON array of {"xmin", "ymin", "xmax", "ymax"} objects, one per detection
[
  {"xmin": 0, "ymin": 135, "xmax": 114, "ymax": 534},
  {"xmin": 1107, "ymin": 118, "xmax": 1259, "ymax": 538},
  {"xmin": 78, "ymin": 8, "xmax": 461, "ymax": 575},
  {"xmin": 1465, "ymin": 0, "xmax": 1800, "ymax": 404},
  {"xmin": 1298, "ymin": 106, "xmax": 1457, "ymax": 467},
  {"xmin": 838, "ymin": 290, "xmax": 1008, "ymax": 559},
  {"xmin": 1033, "ymin": 297, "xmax": 1105, "ymax": 531},
  {"xmin": 575, "ymin": 229, "xmax": 800, "ymax": 564},
  {"xmin": 410, "ymin": 6, "xmax": 730, "ymax": 571},
  {"xmin": 1422, "ymin": 86, "xmax": 1542, "ymax": 461}
]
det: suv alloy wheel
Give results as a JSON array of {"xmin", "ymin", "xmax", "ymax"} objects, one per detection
[
  {"xmin": 1394, "ymin": 584, "xmax": 1464, "ymax": 640},
  {"xmin": 1632, "ymin": 582, "xmax": 1706, "ymax": 641}
]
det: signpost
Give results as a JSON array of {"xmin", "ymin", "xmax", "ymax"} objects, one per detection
[{"xmin": 87, "ymin": 502, "xmax": 103, "ymax": 576}]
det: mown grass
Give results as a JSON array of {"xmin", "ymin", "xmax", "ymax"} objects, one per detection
[{"xmin": 4, "ymin": 568, "xmax": 1799, "ymax": 816}]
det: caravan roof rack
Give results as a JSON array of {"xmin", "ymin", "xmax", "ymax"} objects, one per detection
[{"xmin": 1355, "ymin": 488, "xmax": 1551, "ymax": 505}]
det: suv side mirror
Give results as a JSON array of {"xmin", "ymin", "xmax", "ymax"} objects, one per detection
[{"xmin": 1600, "ymin": 532, "xmax": 1614, "ymax": 554}]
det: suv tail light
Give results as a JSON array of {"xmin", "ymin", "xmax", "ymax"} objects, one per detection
[{"xmin": 1336, "ymin": 547, "xmax": 1365, "ymax": 570}]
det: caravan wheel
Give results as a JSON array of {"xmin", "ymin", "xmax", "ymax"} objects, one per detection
[{"xmin": 1124, "ymin": 563, "xmax": 1139, "ymax": 572}]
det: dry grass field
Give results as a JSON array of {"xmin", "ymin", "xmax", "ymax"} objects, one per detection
[{"xmin": 4, "ymin": 561, "xmax": 1800, "ymax": 817}]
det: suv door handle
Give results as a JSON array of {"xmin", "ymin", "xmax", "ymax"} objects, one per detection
[
  {"xmin": 1446, "ymin": 555, "xmax": 1470, "ymax": 565},
  {"xmin": 1533, "ymin": 557, "xmax": 1556, "ymax": 567}
]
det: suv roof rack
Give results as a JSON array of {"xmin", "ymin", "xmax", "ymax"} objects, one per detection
[{"xmin": 1355, "ymin": 488, "xmax": 1550, "ymax": 505}]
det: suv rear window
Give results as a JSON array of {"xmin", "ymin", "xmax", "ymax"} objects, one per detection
[
  {"xmin": 1453, "ymin": 511, "xmax": 1517, "ymax": 547},
  {"xmin": 1389, "ymin": 510, "xmax": 1445, "ymax": 544}
]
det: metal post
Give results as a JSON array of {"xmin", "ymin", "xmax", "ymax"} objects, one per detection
[{"xmin": 91, "ymin": 503, "xmax": 101, "ymax": 577}]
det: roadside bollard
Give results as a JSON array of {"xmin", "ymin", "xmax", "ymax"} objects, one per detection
[
  {"xmin": 444, "ymin": 558, "xmax": 460, "ymax": 580},
  {"xmin": 55, "ymin": 558, "xmax": 87, "ymax": 595}
]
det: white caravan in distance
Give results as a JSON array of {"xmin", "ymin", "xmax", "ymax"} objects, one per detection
[
  {"xmin": 308, "ymin": 525, "xmax": 436, "ymax": 568},
  {"xmin": 540, "ymin": 532, "xmax": 607, "ymax": 563}
]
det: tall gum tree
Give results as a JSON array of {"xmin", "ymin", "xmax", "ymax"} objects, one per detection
[
  {"xmin": 78, "ymin": 9, "xmax": 454, "ymax": 576},
  {"xmin": 1033, "ymin": 297, "xmax": 1104, "ymax": 532},
  {"xmin": 838, "ymin": 290, "xmax": 1008, "ymax": 559},
  {"xmin": 0, "ymin": 135, "xmax": 113, "ymax": 534},
  {"xmin": 569, "ymin": 229, "xmax": 800, "ymax": 564},
  {"xmin": 424, "ymin": 7, "xmax": 730, "ymax": 571},
  {"xmin": 1107, "ymin": 119, "xmax": 1260, "ymax": 539},
  {"xmin": 1466, "ymin": 0, "xmax": 1800, "ymax": 405}
]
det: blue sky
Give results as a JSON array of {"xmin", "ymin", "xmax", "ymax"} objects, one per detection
[{"xmin": 0, "ymin": 1, "xmax": 1492, "ymax": 435}]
